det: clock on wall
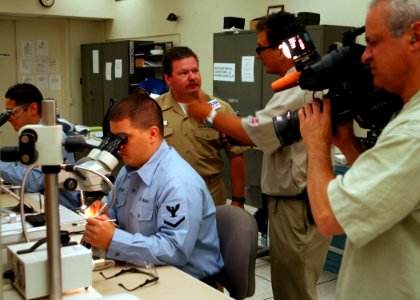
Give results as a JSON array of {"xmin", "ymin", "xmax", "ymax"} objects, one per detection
[{"xmin": 39, "ymin": 0, "xmax": 55, "ymax": 7}]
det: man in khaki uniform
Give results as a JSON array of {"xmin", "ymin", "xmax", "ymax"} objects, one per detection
[{"xmin": 156, "ymin": 46, "xmax": 248, "ymax": 207}]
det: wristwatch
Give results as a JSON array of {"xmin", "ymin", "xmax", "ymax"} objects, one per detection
[
  {"xmin": 231, "ymin": 197, "xmax": 246, "ymax": 205},
  {"xmin": 203, "ymin": 108, "xmax": 218, "ymax": 127}
]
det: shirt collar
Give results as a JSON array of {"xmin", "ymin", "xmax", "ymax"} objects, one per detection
[{"xmin": 127, "ymin": 140, "xmax": 170, "ymax": 186}]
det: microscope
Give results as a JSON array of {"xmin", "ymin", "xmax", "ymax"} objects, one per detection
[
  {"xmin": 0, "ymin": 100, "xmax": 122, "ymax": 299},
  {"xmin": 59, "ymin": 132, "xmax": 126, "ymax": 215}
]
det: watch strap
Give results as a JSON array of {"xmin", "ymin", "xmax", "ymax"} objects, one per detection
[
  {"xmin": 203, "ymin": 109, "xmax": 218, "ymax": 127},
  {"xmin": 231, "ymin": 197, "xmax": 246, "ymax": 204}
]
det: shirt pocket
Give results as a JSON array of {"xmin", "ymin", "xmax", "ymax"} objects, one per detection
[
  {"xmin": 194, "ymin": 128, "xmax": 219, "ymax": 140},
  {"xmin": 131, "ymin": 199, "xmax": 154, "ymax": 220},
  {"xmin": 131, "ymin": 199, "xmax": 155, "ymax": 235},
  {"xmin": 114, "ymin": 186, "xmax": 129, "ymax": 208}
]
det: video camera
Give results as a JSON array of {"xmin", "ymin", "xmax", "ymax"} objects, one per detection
[{"xmin": 272, "ymin": 26, "xmax": 402, "ymax": 147}]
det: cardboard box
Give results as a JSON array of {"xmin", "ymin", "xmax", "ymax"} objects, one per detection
[
  {"xmin": 249, "ymin": 17, "xmax": 263, "ymax": 31},
  {"xmin": 135, "ymin": 57, "xmax": 144, "ymax": 68}
]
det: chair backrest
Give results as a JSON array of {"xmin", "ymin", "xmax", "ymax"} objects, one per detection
[{"xmin": 215, "ymin": 205, "xmax": 258, "ymax": 300}]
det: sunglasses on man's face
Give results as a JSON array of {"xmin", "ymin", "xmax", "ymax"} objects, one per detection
[
  {"xmin": 255, "ymin": 45, "xmax": 273, "ymax": 55},
  {"xmin": 4, "ymin": 104, "xmax": 30, "ymax": 117}
]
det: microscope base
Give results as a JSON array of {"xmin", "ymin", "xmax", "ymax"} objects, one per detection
[{"xmin": 7, "ymin": 242, "xmax": 92, "ymax": 299}]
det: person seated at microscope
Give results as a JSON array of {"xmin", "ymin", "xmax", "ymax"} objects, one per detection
[
  {"xmin": 0, "ymin": 83, "xmax": 80, "ymax": 210},
  {"xmin": 84, "ymin": 90, "xmax": 224, "ymax": 285}
]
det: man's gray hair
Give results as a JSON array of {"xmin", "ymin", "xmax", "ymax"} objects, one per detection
[{"xmin": 370, "ymin": 0, "xmax": 420, "ymax": 37}]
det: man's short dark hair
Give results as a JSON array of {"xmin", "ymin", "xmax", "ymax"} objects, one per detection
[
  {"xmin": 256, "ymin": 11, "xmax": 306, "ymax": 48},
  {"xmin": 109, "ymin": 91, "xmax": 164, "ymax": 136},
  {"xmin": 5, "ymin": 83, "xmax": 43, "ymax": 114},
  {"xmin": 162, "ymin": 46, "xmax": 199, "ymax": 76}
]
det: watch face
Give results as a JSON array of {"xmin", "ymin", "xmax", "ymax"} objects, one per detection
[{"xmin": 40, "ymin": 0, "xmax": 54, "ymax": 7}]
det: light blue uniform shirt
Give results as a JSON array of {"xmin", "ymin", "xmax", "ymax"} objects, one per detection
[
  {"xmin": 106, "ymin": 140, "xmax": 223, "ymax": 279},
  {"xmin": 0, "ymin": 120, "xmax": 80, "ymax": 210}
]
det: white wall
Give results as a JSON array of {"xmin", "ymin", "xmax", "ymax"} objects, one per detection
[
  {"xmin": 0, "ymin": 0, "xmax": 114, "ymax": 19},
  {"xmin": 1, "ymin": 0, "xmax": 371, "ymax": 121}
]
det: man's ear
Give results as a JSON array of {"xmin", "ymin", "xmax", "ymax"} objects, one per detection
[
  {"xmin": 410, "ymin": 21, "xmax": 420, "ymax": 46},
  {"xmin": 163, "ymin": 73, "xmax": 170, "ymax": 84},
  {"xmin": 148, "ymin": 125, "xmax": 161, "ymax": 143},
  {"xmin": 27, "ymin": 102, "xmax": 40, "ymax": 116}
]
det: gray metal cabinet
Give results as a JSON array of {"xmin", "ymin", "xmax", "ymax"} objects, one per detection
[
  {"xmin": 306, "ymin": 25, "xmax": 355, "ymax": 55},
  {"xmin": 213, "ymin": 31, "xmax": 277, "ymax": 117},
  {"xmin": 81, "ymin": 40, "xmax": 172, "ymax": 126}
]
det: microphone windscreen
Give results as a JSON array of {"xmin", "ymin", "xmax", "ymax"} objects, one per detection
[{"xmin": 271, "ymin": 71, "xmax": 301, "ymax": 92}]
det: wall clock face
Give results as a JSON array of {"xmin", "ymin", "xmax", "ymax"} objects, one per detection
[{"xmin": 40, "ymin": 0, "xmax": 55, "ymax": 7}]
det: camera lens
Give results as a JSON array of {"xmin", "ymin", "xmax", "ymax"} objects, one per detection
[{"xmin": 272, "ymin": 110, "xmax": 301, "ymax": 146}]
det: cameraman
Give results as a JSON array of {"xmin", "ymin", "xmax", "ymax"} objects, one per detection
[
  {"xmin": 188, "ymin": 12, "xmax": 330, "ymax": 300},
  {"xmin": 298, "ymin": 0, "xmax": 420, "ymax": 299}
]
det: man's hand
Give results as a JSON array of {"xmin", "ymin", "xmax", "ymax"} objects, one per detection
[
  {"xmin": 333, "ymin": 121, "xmax": 355, "ymax": 149},
  {"xmin": 298, "ymin": 97, "xmax": 332, "ymax": 151},
  {"xmin": 299, "ymin": 97, "xmax": 363, "ymax": 165},
  {"xmin": 84, "ymin": 215, "xmax": 115, "ymax": 250},
  {"xmin": 333, "ymin": 121, "xmax": 365, "ymax": 166},
  {"xmin": 298, "ymin": 96, "xmax": 344, "ymax": 236},
  {"xmin": 187, "ymin": 92, "xmax": 212, "ymax": 121}
]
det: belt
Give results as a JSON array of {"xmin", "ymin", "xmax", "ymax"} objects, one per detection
[
  {"xmin": 266, "ymin": 189, "xmax": 308, "ymax": 201},
  {"xmin": 265, "ymin": 190, "xmax": 314, "ymax": 224}
]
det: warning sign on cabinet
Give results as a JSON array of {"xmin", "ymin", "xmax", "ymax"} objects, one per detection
[{"xmin": 213, "ymin": 63, "xmax": 235, "ymax": 82}]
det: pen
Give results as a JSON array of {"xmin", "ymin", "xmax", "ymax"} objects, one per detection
[
  {"xmin": 72, "ymin": 218, "xmax": 119, "ymax": 227},
  {"xmin": 102, "ymin": 218, "xmax": 120, "ymax": 228}
]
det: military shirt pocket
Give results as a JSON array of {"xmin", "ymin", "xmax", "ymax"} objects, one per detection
[
  {"xmin": 194, "ymin": 128, "xmax": 219, "ymax": 141},
  {"xmin": 115, "ymin": 186, "xmax": 129, "ymax": 208},
  {"xmin": 131, "ymin": 199, "xmax": 155, "ymax": 235},
  {"xmin": 163, "ymin": 127, "xmax": 173, "ymax": 138},
  {"xmin": 131, "ymin": 199, "xmax": 154, "ymax": 222}
]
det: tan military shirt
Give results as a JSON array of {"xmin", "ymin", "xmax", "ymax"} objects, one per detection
[{"xmin": 156, "ymin": 90, "xmax": 248, "ymax": 178}]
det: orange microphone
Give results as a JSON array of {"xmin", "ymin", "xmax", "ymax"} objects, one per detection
[{"xmin": 271, "ymin": 71, "xmax": 301, "ymax": 92}]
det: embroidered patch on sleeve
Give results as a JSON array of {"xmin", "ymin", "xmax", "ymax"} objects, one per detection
[
  {"xmin": 247, "ymin": 116, "xmax": 259, "ymax": 126},
  {"xmin": 164, "ymin": 204, "xmax": 185, "ymax": 228},
  {"xmin": 208, "ymin": 99, "xmax": 222, "ymax": 110},
  {"xmin": 164, "ymin": 217, "xmax": 186, "ymax": 228}
]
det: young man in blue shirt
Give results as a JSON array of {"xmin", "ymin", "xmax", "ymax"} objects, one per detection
[
  {"xmin": 0, "ymin": 83, "xmax": 80, "ymax": 210},
  {"xmin": 84, "ymin": 90, "xmax": 223, "ymax": 282}
]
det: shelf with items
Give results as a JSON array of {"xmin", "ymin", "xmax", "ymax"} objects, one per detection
[
  {"xmin": 134, "ymin": 56, "xmax": 163, "ymax": 69},
  {"xmin": 131, "ymin": 41, "xmax": 172, "ymax": 95},
  {"xmin": 134, "ymin": 42, "xmax": 172, "ymax": 69}
]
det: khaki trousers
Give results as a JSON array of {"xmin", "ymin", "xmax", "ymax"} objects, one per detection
[
  {"xmin": 267, "ymin": 196, "xmax": 331, "ymax": 300},
  {"xmin": 204, "ymin": 174, "xmax": 227, "ymax": 206}
]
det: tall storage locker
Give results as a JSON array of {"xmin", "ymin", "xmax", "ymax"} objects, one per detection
[{"xmin": 81, "ymin": 40, "xmax": 173, "ymax": 126}]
